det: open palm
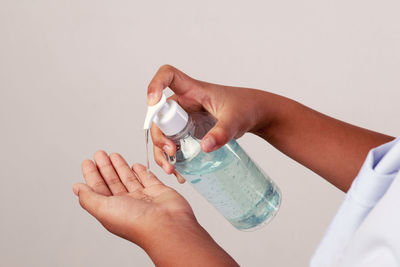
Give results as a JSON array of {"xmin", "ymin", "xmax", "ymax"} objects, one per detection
[{"xmin": 73, "ymin": 151, "xmax": 195, "ymax": 245}]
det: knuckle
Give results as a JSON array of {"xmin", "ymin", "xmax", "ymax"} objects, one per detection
[
  {"xmin": 159, "ymin": 64, "xmax": 174, "ymax": 72},
  {"xmin": 213, "ymin": 127, "xmax": 231, "ymax": 144},
  {"xmin": 151, "ymin": 136, "xmax": 164, "ymax": 147},
  {"xmin": 152, "ymin": 138, "xmax": 164, "ymax": 148}
]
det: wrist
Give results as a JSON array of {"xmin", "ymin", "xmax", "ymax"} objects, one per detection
[
  {"xmin": 139, "ymin": 214, "xmax": 238, "ymax": 266},
  {"xmin": 250, "ymin": 90, "xmax": 289, "ymax": 140}
]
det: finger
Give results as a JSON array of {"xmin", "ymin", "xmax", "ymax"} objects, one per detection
[
  {"xmin": 94, "ymin": 150, "xmax": 127, "ymax": 195},
  {"xmin": 109, "ymin": 153, "xmax": 143, "ymax": 192},
  {"xmin": 153, "ymin": 145, "xmax": 175, "ymax": 174},
  {"xmin": 132, "ymin": 163, "xmax": 164, "ymax": 187},
  {"xmin": 173, "ymin": 170, "xmax": 186, "ymax": 184},
  {"xmin": 81, "ymin": 159, "xmax": 112, "ymax": 196},
  {"xmin": 73, "ymin": 183, "xmax": 107, "ymax": 219},
  {"xmin": 201, "ymin": 117, "xmax": 239, "ymax": 153},
  {"xmin": 147, "ymin": 65, "xmax": 196, "ymax": 105},
  {"xmin": 150, "ymin": 123, "xmax": 176, "ymax": 156},
  {"xmin": 168, "ymin": 94, "xmax": 205, "ymax": 114}
]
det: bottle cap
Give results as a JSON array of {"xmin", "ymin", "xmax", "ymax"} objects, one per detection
[{"xmin": 143, "ymin": 93, "xmax": 188, "ymax": 136}]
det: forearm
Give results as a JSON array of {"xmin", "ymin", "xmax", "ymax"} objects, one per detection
[
  {"xmin": 141, "ymin": 221, "xmax": 238, "ymax": 267},
  {"xmin": 256, "ymin": 93, "xmax": 394, "ymax": 192}
]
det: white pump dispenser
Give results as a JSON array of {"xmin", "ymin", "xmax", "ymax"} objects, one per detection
[{"xmin": 143, "ymin": 93, "xmax": 189, "ymax": 136}]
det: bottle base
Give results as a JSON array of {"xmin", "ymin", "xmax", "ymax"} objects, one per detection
[{"xmin": 229, "ymin": 187, "xmax": 282, "ymax": 231}]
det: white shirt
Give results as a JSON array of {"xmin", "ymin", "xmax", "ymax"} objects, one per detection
[{"xmin": 311, "ymin": 138, "xmax": 400, "ymax": 267}]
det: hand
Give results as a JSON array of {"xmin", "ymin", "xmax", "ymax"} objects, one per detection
[
  {"xmin": 73, "ymin": 150, "xmax": 196, "ymax": 245},
  {"xmin": 73, "ymin": 151, "xmax": 238, "ymax": 266},
  {"xmin": 147, "ymin": 65, "xmax": 278, "ymax": 179},
  {"xmin": 148, "ymin": 66, "xmax": 393, "ymax": 193}
]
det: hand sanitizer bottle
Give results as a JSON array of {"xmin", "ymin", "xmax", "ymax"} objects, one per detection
[{"xmin": 144, "ymin": 93, "xmax": 281, "ymax": 230}]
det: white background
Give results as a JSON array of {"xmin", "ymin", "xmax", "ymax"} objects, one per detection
[{"xmin": 0, "ymin": 0, "xmax": 399, "ymax": 266}]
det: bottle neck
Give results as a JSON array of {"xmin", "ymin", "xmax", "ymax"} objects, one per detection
[{"xmin": 166, "ymin": 116, "xmax": 195, "ymax": 144}]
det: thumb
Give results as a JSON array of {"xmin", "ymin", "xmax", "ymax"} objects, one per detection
[
  {"xmin": 201, "ymin": 119, "xmax": 238, "ymax": 153},
  {"xmin": 147, "ymin": 65, "xmax": 195, "ymax": 105},
  {"xmin": 73, "ymin": 183, "xmax": 106, "ymax": 218}
]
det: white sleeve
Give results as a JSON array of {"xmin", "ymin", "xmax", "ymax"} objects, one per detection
[{"xmin": 310, "ymin": 138, "xmax": 400, "ymax": 267}]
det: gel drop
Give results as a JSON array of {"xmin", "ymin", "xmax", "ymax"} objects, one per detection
[{"xmin": 145, "ymin": 128, "xmax": 150, "ymax": 172}]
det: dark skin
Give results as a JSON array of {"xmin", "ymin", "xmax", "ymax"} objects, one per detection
[
  {"xmin": 148, "ymin": 65, "xmax": 394, "ymax": 192},
  {"xmin": 74, "ymin": 65, "xmax": 394, "ymax": 266}
]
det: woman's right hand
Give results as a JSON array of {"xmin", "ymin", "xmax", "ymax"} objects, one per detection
[
  {"xmin": 147, "ymin": 65, "xmax": 278, "ymax": 182},
  {"xmin": 148, "ymin": 65, "xmax": 394, "ymax": 191}
]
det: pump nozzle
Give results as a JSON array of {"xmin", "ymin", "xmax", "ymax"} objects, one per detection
[{"xmin": 143, "ymin": 94, "xmax": 167, "ymax": 130}]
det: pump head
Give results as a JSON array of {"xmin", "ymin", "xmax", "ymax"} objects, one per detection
[{"xmin": 143, "ymin": 92, "xmax": 189, "ymax": 136}]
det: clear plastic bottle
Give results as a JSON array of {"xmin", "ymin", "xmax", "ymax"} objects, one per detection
[{"xmin": 144, "ymin": 94, "xmax": 281, "ymax": 230}]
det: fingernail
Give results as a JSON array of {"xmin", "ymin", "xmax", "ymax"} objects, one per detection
[
  {"xmin": 202, "ymin": 136, "xmax": 216, "ymax": 152},
  {"xmin": 147, "ymin": 93, "xmax": 158, "ymax": 105}
]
